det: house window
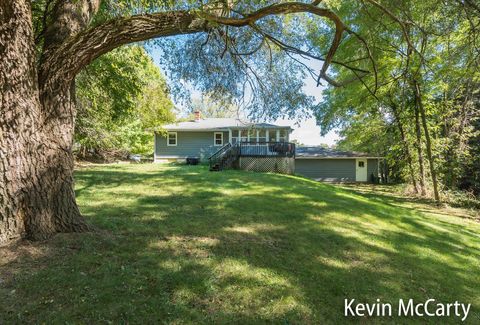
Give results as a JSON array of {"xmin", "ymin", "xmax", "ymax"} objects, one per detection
[
  {"xmin": 279, "ymin": 129, "xmax": 288, "ymax": 142},
  {"xmin": 268, "ymin": 130, "xmax": 277, "ymax": 142},
  {"xmin": 358, "ymin": 161, "xmax": 365, "ymax": 168},
  {"xmin": 248, "ymin": 129, "xmax": 256, "ymax": 143},
  {"xmin": 240, "ymin": 130, "xmax": 248, "ymax": 142},
  {"xmin": 258, "ymin": 130, "xmax": 267, "ymax": 143},
  {"xmin": 231, "ymin": 130, "xmax": 239, "ymax": 144},
  {"xmin": 214, "ymin": 132, "xmax": 223, "ymax": 146},
  {"xmin": 167, "ymin": 132, "xmax": 177, "ymax": 146}
]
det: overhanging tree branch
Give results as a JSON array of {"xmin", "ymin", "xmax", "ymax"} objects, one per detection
[
  {"xmin": 43, "ymin": 2, "xmax": 351, "ymax": 89},
  {"xmin": 203, "ymin": 2, "xmax": 374, "ymax": 87},
  {"xmin": 40, "ymin": 11, "xmax": 207, "ymax": 85},
  {"xmin": 244, "ymin": 22, "xmax": 373, "ymax": 87}
]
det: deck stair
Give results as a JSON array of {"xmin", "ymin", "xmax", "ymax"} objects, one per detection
[{"xmin": 208, "ymin": 143, "xmax": 240, "ymax": 171}]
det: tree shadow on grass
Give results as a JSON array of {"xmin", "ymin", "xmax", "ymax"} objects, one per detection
[{"xmin": 1, "ymin": 165, "xmax": 480, "ymax": 324}]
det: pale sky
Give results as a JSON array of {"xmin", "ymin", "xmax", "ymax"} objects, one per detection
[
  {"xmin": 275, "ymin": 117, "xmax": 339, "ymax": 146},
  {"xmin": 149, "ymin": 48, "xmax": 340, "ymax": 146},
  {"xmin": 273, "ymin": 73, "xmax": 339, "ymax": 146}
]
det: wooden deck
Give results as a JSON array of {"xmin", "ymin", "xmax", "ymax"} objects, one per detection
[{"xmin": 209, "ymin": 142, "xmax": 295, "ymax": 174}]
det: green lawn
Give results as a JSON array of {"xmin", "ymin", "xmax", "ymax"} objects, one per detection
[{"xmin": 1, "ymin": 164, "xmax": 480, "ymax": 324}]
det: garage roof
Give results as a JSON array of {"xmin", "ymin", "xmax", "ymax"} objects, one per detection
[{"xmin": 296, "ymin": 146, "xmax": 382, "ymax": 159}]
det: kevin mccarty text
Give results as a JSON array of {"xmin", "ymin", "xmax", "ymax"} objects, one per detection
[{"xmin": 344, "ymin": 299, "xmax": 471, "ymax": 321}]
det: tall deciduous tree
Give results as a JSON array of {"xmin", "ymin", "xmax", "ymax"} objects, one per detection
[
  {"xmin": 75, "ymin": 45, "xmax": 174, "ymax": 158},
  {"xmin": 1, "ymin": 0, "xmax": 372, "ymax": 244},
  {"xmin": 317, "ymin": 0, "xmax": 480, "ymax": 202}
]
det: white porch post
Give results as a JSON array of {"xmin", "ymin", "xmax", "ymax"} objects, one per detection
[
  {"xmin": 276, "ymin": 130, "xmax": 280, "ymax": 142},
  {"xmin": 229, "ymin": 129, "xmax": 232, "ymax": 144},
  {"xmin": 256, "ymin": 130, "xmax": 259, "ymax": 142},
  {"xmin": 266, "ymin": 130, "xmax": 269, "ymax": 142}
]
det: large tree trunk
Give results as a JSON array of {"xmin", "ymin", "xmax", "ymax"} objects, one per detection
[
  {"xmin": 25, "ymin": 86, "xmax": 90, "ymax": 240},
  {"xmin": 0, "ymin": 0, "xmax": 88, "ymax": 245},
  {"xmin": 0, "ymin": 1, "xmax": 34, "ymax": 243},
  {"xmin": 1, "ymin": 0, "xmax": 42, "ymax": 243}
]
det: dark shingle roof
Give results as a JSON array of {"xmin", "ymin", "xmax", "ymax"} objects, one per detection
[
  {"xmin": 296, "ymin": 146, "xmax": 380, "ymax": 158},
  {"xmin": 162, "ymin": 118, "xmax": 290, "ymax": 131}
]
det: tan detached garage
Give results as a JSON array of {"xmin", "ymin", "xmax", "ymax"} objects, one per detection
[{"xmin": 295, "ymin": 147, "xmax": 382, "ymax": 183}]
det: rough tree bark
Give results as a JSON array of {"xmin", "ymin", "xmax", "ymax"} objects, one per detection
[
  {"xmin": 0, "ymin": 0, "xmax": 349, "ymax": 245},
  {"xmin": 1, "ymin": 0, "xmax": 37, "ymax": 243},
  {"xmin": 0, "ymin": 0, "xmax": 91, "ymax": 243}
]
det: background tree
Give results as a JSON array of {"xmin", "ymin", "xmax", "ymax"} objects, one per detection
[
  {"xmin": 315, "ymin": 0, "xmax": 480, "ymax": 202},
  {"xmin": 188, "ymin": 94, "xmax": 240, "ymax": 119},
  {"xmin": 75, "ymin": 45, "xmax": 174, "ymax": 159}
]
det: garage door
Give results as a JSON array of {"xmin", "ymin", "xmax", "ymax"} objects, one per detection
[{"xmin": 295, "ymin": 159, "xmax": 356, "ymax": 182}]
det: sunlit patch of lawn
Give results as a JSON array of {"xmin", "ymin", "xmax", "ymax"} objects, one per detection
[{"xmin": 1, "ymin": 163, "xmax": 479, "ymax": 324}]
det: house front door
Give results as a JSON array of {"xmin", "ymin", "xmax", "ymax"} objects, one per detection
[{"xmin": 355, "ymin": 159, "xmax": 368, "ymax": 182}]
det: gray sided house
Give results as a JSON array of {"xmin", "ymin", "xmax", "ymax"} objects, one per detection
[
  {"xmin": 154, "ymin": 115, "xmax": 382, "ymax": 183},
  {"xmin": 154, "ymin": 116, "xmax": 291, "ymax": 162}
]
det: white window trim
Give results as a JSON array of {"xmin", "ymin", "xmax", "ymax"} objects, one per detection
[
  {"xmin": 167, "ymin": 132, "xmax": 177, "ymax": 146},
  {"xmin": 214, "ymin": 132, "xmax": 224, "ymax": 146}
]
